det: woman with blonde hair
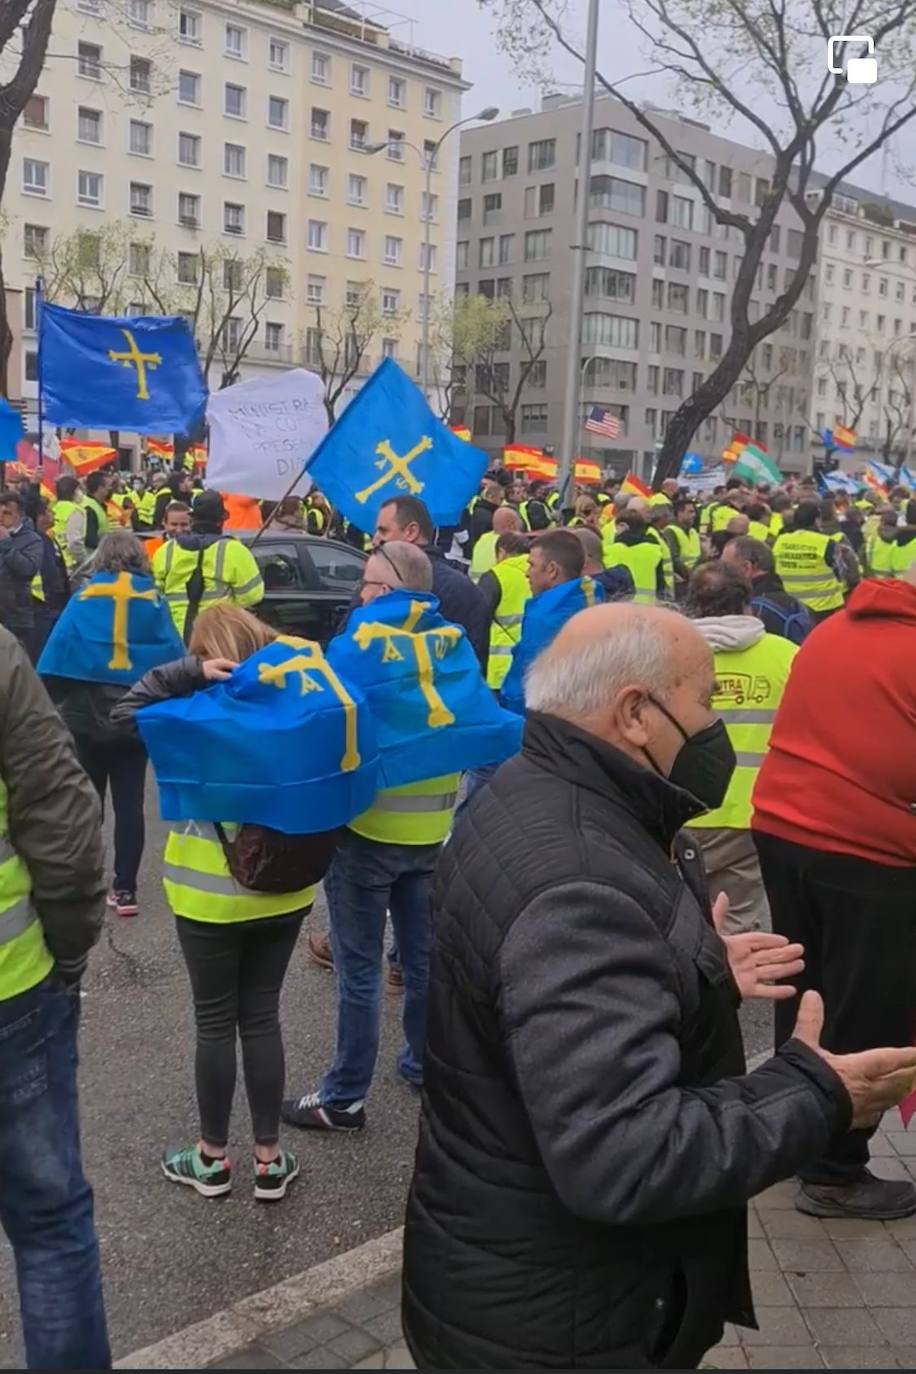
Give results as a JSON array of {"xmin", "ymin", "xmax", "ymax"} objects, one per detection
[{"xmin": 112, "ymin": 603, "xmax": 311, "ymax": 1201}]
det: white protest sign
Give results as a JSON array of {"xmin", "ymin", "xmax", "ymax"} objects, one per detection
[{"xmin": 205, "ymin": 369, "xmax": 327, "ymax": 500}]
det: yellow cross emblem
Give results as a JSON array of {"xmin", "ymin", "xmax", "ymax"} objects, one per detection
[
  {"xmin": 79, "ymin": 572, "xmax": 158, "ymax": 671},
  {"xmin": 108, "ymin": 328, "xmax": 162, "ymax": 401},
  {"xmin": 354, "ymin": 436, "xmax": 432, "ymax": 506},
  {"xmin": 353, "ymin": 600, "xmax": 462, "ymax": 728},
  {"xmin": 257, "ymin": 637, "xmax": 360, "ymax": 771}
]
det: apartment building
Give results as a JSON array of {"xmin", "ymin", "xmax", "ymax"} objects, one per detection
[
  {"xmin": 5, "ymin": 0, "xmax": 467, "ymax": 445},
  {"xmin": 455, "ymin": 93, "xmax": 815, "ymax": 475},
  {"xmin": 807, "ymin": 181, "xmax": 916, "ymax": 469}
]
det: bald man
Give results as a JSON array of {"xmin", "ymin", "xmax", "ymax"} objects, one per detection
[
  {"xmin": 403, "ymin": 603, "xmax": 916, "ymax": 1371},
  {"xmin": 469, "ymin": 505, "xmax": 523, "ymax": 584}
]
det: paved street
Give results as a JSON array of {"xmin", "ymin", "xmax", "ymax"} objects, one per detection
[{"xmin": 0, "ymin": 780, "xmax": 776, "ymax": 1367}]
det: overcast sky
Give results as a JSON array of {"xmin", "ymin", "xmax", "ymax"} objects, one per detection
[{"xmin": 396, "ymin": 0, "xmax": 914, "ymax": 201}]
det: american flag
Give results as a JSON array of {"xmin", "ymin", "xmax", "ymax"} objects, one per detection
[{"xmin": 584, "ymin": 405, "xmax": 621, "ymax": 439}]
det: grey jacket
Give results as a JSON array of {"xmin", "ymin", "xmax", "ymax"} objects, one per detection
[
  {"xmin": 0, "ymin": 518, "xmax": 43, "ymax": 632},
  {"xmin": 0, "ymin": 631, "xmax": 105, "ymax": 981}
]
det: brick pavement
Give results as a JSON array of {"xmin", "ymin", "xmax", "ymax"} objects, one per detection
[{"xmin": 206, "ymin": 1122, "xmax": 916, "ymax": 1372}]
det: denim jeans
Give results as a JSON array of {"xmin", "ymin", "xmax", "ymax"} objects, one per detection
[
  {"xmin": 0, "ymin": 976, "xmax": 110, "ymax": 1370},
  {"xmin": 321, "ymin": 830, "xmax": 439, "ymax": 1107}
]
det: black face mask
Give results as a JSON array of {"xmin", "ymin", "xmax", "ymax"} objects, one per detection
[{"xmin": 645, "ymin": 695, "xmax": 736, "ymax": 812}]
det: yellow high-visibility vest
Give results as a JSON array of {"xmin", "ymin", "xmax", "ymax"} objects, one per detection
[
  {"xmin": 646, "ymin": 525, "xmax": 675, "ymax": 592},
  {"xmin": 688, "ymin": 634, "xmax": 797, "ymax": 830},
  {"xmin": 604, "ymin": 541, "xmax": 663, "ymax": 605},
  {"xmin": 163, "ymin": 823, "xmax": 315, "ymax": 922},
  {"xmin": 152, "ymin": 536, "xmax": 264, "ymax": 638},
  {"xmin": 486, "ymin": 555, "xmax": 530, "ymax": 690},
  {"xmin": 893, "ymin": 536, "xmax": 916, "ymax": 576},
  {"xmin": 137, "ymin": 490, "xmax": 159, "ymax": 527},
  {"xmin": 867, "ymin": 535, "xmax": 898, "ymax": 578},
  {"xmin": 667, "ymin": 523, "xmax": 701, "ymax": 571},
  {"xmin": 0, "ymin": 779, "xmax": 53, "ymax": 1002},
  {"xmin": 773, "ymin": 530, "xmax": 844, "ymax": 613},
  {"xmin": 52, "ymin": 499, "xmax": 85, "ymax": 569},
  {"xmin": 469, "ymin": 530, "xmax": 498, "ymax": 584},
  {"xmin": 747, "ymin": 520, "xmax": 771, "ymax": 544},
  {"xmin": 349, "ymin": 774, "xmax": 461, "ymax": 846}
]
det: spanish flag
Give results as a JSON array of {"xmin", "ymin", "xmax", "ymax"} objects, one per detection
[
  {"xmin": 832, "ymin": 424, "xmax": 856, "ymax": 451},
  {"xmin": 449, "ymin": 425, "xmax": 472, "ymax": 443},
  {"xmin": 146, "ymin": 437, "xmax": 174, "ymax": 462},
  {"xmin": 503, "ymin": 444, "xmax": 558, "ymax": 479},
  {"xmin": 621, "ymin": 471, "xmax": 651, "ymax": 498},
  {"xmin": 59, "ymin": 438, "xmax": 117, "ymax": 477},
  {"xmin": 574, "ymin": 459, "xmax": 602, "ymax": 484}
]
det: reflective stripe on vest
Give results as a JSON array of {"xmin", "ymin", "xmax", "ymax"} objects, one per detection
[
  {"xmin": 486, "ymin": 555, "xmax": 530, "ymax": 690},
  {"xmin": 687, "ymin": 637, "xmax": 797, "ymax": 831},
  {"xmin": 667, "ymin": 523, "xmax": 701, "ymax": 571},
  {"xmin": 773, "ymin": 531, "xmax": 844, "ymax": 612},
  {"xmin": 349, "ymin": 773, "xmax": 461, "ymax": 846},
  {"xmin": 605, "ymin": 541, "xmax": 662, "ymax": 605},
  {"xmin": 0, "ymin": 780, "xmax": 53, "ymax": 1002},
  {"xmin": 162, "ymin": 823, "xmax": 316, "ymax": 923},
  {"xmin": 646, "ymin": 526, "xmax": 675, "ymax": 591}
]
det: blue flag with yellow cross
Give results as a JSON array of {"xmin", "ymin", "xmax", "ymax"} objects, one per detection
[
  {"xmin": 136, "ymin": 637, "xmax": 380, "ymax": 834},
  {"xmin": 306, "ymin": 358, "xmax": 489, "ymax": 531},
  {"xmin": 39, "ymin": 302, "xmax": 207, "ymax": 434},
  {"xmin": 500, "ymin": 576, "xmax": 605, "ymax": 717},
  {"xmin": 37, "ymin": 571, "xmax": 184, "ymax": 686},
  {"xmin": 326, "ymin": 590, "xmax": 523, "ymax": 788}
]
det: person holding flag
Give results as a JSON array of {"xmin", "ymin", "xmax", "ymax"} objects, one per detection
[{"xmin": 38, "ymin": 531, "xmax": 183, "ymax": 918}]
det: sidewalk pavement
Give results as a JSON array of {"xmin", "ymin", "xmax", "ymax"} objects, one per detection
[{"xmin": 120, "ymin": 1121, "xmax": 916, "ymax": 1371}]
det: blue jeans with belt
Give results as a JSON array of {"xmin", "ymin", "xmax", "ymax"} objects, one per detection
[
  {"xmin": 0, "ymin": 975, "xmax": 110, "ymax": 1369},
  {"xmin": 321, "ymin": 830, "xmax": 439, "ymax": 1107}
]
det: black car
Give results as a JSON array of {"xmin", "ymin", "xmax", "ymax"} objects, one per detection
[{"xmin": 235, "ymin": 530, "xmax": 366, "ymax": 643}]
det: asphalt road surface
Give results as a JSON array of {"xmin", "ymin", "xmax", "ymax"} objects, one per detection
[{"xmin": 0, "ymin": 782, "xmax": 777, "ymax": 1366}]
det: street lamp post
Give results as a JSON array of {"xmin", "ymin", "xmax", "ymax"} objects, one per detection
[{"xmin": 367, "ymin": 106, "xmax": 499, "ymax": 403}]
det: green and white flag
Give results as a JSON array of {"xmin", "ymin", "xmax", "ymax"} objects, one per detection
[{"xmin": 733, "ymin": 442, "xmax": 781, "ymax": 486}]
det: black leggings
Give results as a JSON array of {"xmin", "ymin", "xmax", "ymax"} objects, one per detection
[
  {"xmin": 75, "ymin": 735, "xmax": 147, "ymax": 890},
  {"xmin": 175, "ymin": 911, "xmax": 305, "ymax": 1148}
]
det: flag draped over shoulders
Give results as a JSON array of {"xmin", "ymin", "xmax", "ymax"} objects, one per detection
[
  {"xmin": 500, "ymin": 577, "xmax": 605, "ymax": 717},
  {"xmin": 37, "ymin": 571, "xmax": 183, "ymax": 686}
]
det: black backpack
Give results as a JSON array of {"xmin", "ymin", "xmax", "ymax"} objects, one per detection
[{"xmin": 214, "ymin": 823, "xmax": 340, "ymax": 894}]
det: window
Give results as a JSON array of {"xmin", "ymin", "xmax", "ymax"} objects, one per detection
[
  {"xmin": 269, "ymin": 36, "xmax": 289, "ymax": 71},
  {"xmin": 177, "ymin": 131, "xmax": 197, "ymax": 166},
  {"xmin": 381, "ymin": 287, "xmax": 400, "ymax": 316},
  {"xmin": 267, "ymin": 154, "xmax": 288, "ymax": 189},
  {"xmin": 712, "ymin": 250, "xmax": 727, "ymax": 280},
  {"xmin": 483, "ymin": 192, "xmax": 502, "ymax": 225},
  {"xmin": 588, "ymin": 222, "xmax": 638, "ymax": 260},
  {"xmin": 589, "ymin": 175, "xmax": 644, "ymax": 216},
  {"xmin": 670, "ymin": 240, "xmax": 691, "ymax": 271},
  {"xmin": 386, "ymin": 183, "xmax": 404, "ymax": 214},
  {"xmin": 589, "ymin": 128, "xmax": 646, "ymax": 170},
  {"xmin": 457, "ymin": 197, "xmax": 471, "ymax": 222},
  {"xmin": 387, "ymin": 75, "xmax": 406, "ymax": 108},
  {"xmin": 223, "ymin": 316, "xmax": 242, "ymax": 351},
  {"xmin": 78, "ymin": 170, "xmax": 102, "ymax": 207},
  {"xmin": 582, "ymin": 313, "xmax": 639, "ymax": 349},
  {"xmin": 711, "ymin": 292, "xmax": 725, "ymax": 321},
  {"xmin": 502, "ymin": 146, "xmax": 518, "ymax": 178},
  {"xmin": 667, "ymin": 282, "xmax": 689, "ymax": 314},
  {"xmin": 266, "ymin": 211, "xmax": 286, "ymax": 244},
  {"xmin": 718, "ymin": 165, "xmax": 733, "ymax": 197},
  {"xmin": 129, "ymin": 0, "xmax": 152, "ymax": 28},
  {"xmin": 521, "ymin": 404, "xmax": 548, "ymax": 434},
  {"xmin": 421, "ymin": 191, "xmax": 438, "ymax": 222},
  {"xmin": 524, "ymin": 183, "xmax": 555, "ymax": 219},
  {"xmin": 269, "ymin": 96, "xmax": 289, "ymax": 131},
  {"xmin": 260, "ymin": 266, "xmax": 283, "ymax": 300},
  {"xmin": 418, "ymin": 243, "xmax": 437, "ymax": 274},
  {"xmin": 709, "ymin": 333, "xmax": 723, "ymax": 358},
  {"xmin": 499, "ymin": 234, "xmax": 513, "ymax": 265},
  {"xmin": 696, "ymin": 287, "xmax": 708, "ymax": 317},
  {"xmin": 481, "ymin": 150, "xmax": 499, "ymax": 182},
  {"xmin": 310, "ymin": 107, "xmax": 328, "ymax": 140},
  {"xmin": 737, "ymin": 172, "xmax": 751, "ymax": 202},
  {"xmin": 130, "ymin": 181, "xmax": 152, "ymax": 216},
  {"xmin": 311, "ymin": 52, "xmax": 330, "ymax": 85},
  {"xmin": 350, "ymin": 119, "xmax": 368, "ymax": 152},
  {"xmin": 382, "ymin": 337, "xmax": 399, "ymax": 361},
  {"xmin": 225, "ymin": 22, "xmax": 246, "ymax": 58},
  {"xmin": 179, "ymin": 8, "xmax": 201, "ymax": 43},
  {"xmin": 458, "ymin": 156, "xmax": 472, "ymax": 187},
  {"xmin": 656, "ymin": 190, "xmax": 668, "ymax": 223},
  {"xmin": 24, "ymin": 223, "xmax": 48, "ymax": 257},
  {"xmin": 224, "ymin": 202, "xmax": 245, "ymax": 235},
  {"xmin": 124, "ymin": 120, "xmax": 153, "ymax": 157},
  {"xmin": 129, "ymin": 56, "xmax": 151, "ymax": 93},
  {"xmin": 347, "ymin": 227, "xmax": 365, "ymax": 259},
  {"xmin": 496, "ymin": 277, "xmax": 512, "ymax": 299},
  {"xmin": 387, "ymin": 130, "xmax": 404, "ymax": 161},
  {"xmin": 766, "ymin": 262, "xmax": 778, "ymax": 292},
  {"xmin": 351, "ymin": 64, "xmax": 369, "ymax": 97},
  {"xmin": 178, "ymin": 70, "xmax": 200, "ymax": 105},
  {"xmin": 224, "ymin": 143, "xmax": 246, "ymax": 178},
  {"xmin": 663, "ymin": 368, "xmax": 684, "ymax": 397},
  {"xmin": 653, "ymin": 235, "xmax": 667, "ymax": 266},
  {"xmin": 345, "ymin": 173, "xmax": 367, "ymax": 208},
  {"xmin": 383, "ymin": 234, "xmax": 400, "ymax": 264},
  {"xmin": 585, "ymin": 266, "xmax": 636, "ymax": 303},
  {"xmin": 524, "ymin": 229, "xmax": 552, "ymax": 261},
  {"xmin": 879, "ymin": 277, "xmax": 888, "ymax": 297},
  {"xmin": 306, "ymin": 274, "xmax": 325, "ymax": 304},
  {"xmin": 25, "ymin": 352, "xmax": 38, "ymax": 383},
  {"xmin": 787, "ymin": 228, "xmax": 803, "ymax": 259},
  {"xmin": 693, "ymin": 329, "xmax": 706, "ymax": 359},
  {"xmin": 23, "ymin": 95, "xmax": 48, "ymax": 130},
  {"xmin": 671, "ymin": 195, "xmax": 693, "ymax": 229},
  {"xmin": 225, "ymin": 83, "xmax": 246, "ymax": 118},
  {"xmin": 309, "ymin": 164, "xmax": 328, "ymax": 197},
  {"xmin": 897, "ymin": 281, "xmax": 906, "ymax": 303},
  {"xmin": 651, "ymin": 279, "xmax": 664, "ymax": 308},
  {"xmin": 78, "ymin": 42, "xmax": 102, "ymax": 79},
  {"xmin": 479, "ymin": 237, "xmax": 495, "ymax": 267},
  {"xmin": 265, "ymin": 322, "xmax": 284, "ymax": 353},
  {"xmin": 77, "ymin": 106, "xmax": 102, "ymax": 144},
  {"xmin": 528, "ymin": 138, "xmax": 555, "ymax": 172},
  {"xmin": 177, "ymin": 251, "xmax": 199, "ymax": 284},
  {"xmin": 424, "ymin": 87, "xmax": 441, "ymax": 118},
  {"xmin": 665, "ymin": 325, "xmax": 686, "ymax": 354},
  {"xmin": 178, "ymin": 192, "xmax": 200, "ymax": 225},
  {"xmin": 523, "ymin": 272, "xmax": 550, "ymax": 303},
  {"xmin": 456, "ymin": 240, "xmax": 469, "ymax": 271}
]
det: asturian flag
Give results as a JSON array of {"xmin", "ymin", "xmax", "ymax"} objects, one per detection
[
  {"xmin": 500, "ymin": 577, "xmax": 605, "ymax": 718},
  {"xmin": 38, "ymin": 572, "xmax": 183, "ymax": 686},
  {"xmin": 307, "ymin": 359, "xmax": 488, "ymax": 531},
  {"xmin": 137, "ymin": 637, "xmax": 380, "ymax": 834},
  {"xmin": 326, "ymin": 590, "xmax": 522, "ymax": 788},
  {"xmin": 39, "ymin": 303, "xmax": 207, "ymax": 435}
]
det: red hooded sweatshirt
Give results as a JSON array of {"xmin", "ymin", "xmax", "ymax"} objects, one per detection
[{"xmin": 752, "ymin": 578, "xmax": 916, "ymax": 866}]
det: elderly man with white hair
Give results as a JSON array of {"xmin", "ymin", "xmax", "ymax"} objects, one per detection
[{"xmin": 402, "ymin": 602, "xmax": 916, "ymax": 1371}]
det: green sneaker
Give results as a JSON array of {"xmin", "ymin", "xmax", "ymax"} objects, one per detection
[
  {"xmin": 254, "ymin": 1148, "xmax": 300, "ymax": 1202},
  {"xmin": 161, "ymin": 1146, "xmax": 232, "ymax": 1198}
]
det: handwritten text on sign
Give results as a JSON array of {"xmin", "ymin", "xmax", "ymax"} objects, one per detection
[{"xmin": 206, "ymin": 369, "xmax": 328, "ymax": 500}]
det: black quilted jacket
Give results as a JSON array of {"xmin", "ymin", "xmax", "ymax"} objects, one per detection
[{"xmin": 402, "ymin": 712, "xmax": 851, "ymax": 1370}]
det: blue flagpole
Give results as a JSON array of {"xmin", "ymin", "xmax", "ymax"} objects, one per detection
[{"xmin": 35, "ymin": 277, "xmax": 44, "ymax": 476}]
